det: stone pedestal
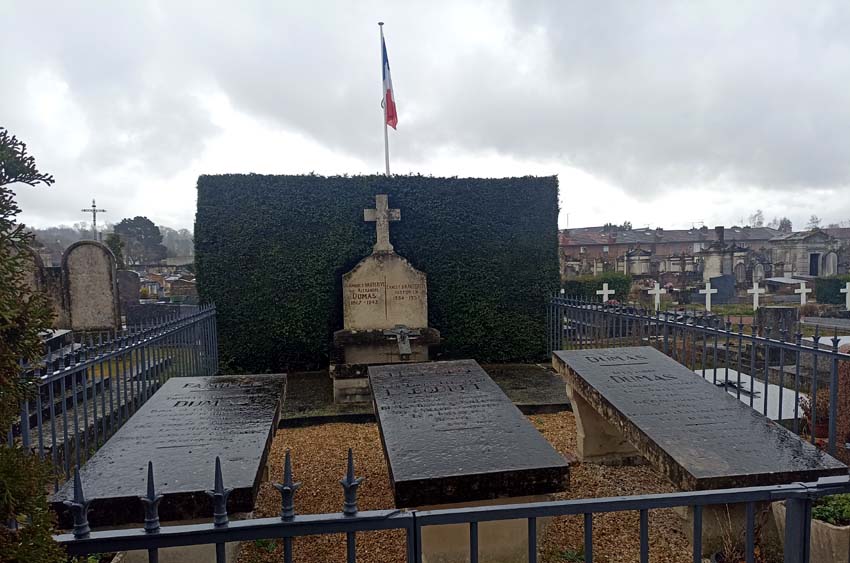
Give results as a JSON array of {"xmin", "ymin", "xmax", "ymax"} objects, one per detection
[
  {"xmin": 419, "ymin": 496, "xmax": 552, "ymax": 563},
  {"xmin": 564, "ymin": 385, "xmax": 643, "ymax": 465}
]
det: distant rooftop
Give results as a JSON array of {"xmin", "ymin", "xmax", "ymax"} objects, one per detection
[{"xmin": 561, "ymin": 226, "xmax": 779, "ymax": 246}]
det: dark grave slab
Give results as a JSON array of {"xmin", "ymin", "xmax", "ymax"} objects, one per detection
[
  {"xmin": 553, "ymin": 346, "xmax": 847, "ymax": 490},
  {"xmin": 369, "ymin": 360, "xmax": 570, "ymax": 508},
  {"xmin": 51, "ymin": 374, "xmax": 284, "ymax": 528}
]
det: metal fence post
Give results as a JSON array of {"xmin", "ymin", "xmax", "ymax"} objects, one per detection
[{"xmin": 783, "ymin": 495, "xmax": 812, "ymax": 563}]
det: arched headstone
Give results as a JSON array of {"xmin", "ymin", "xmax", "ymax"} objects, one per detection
[
  {"xmin": 753, "ymin": 263, "xmax": 765, "ymax": 283},
  {"xmin": 62, "ymin": 241, "xmax": 120, "ymax": 331},
  {"xmin": 823, "ymin": 252, "xmax": 838, "ymax": 277},
  {"xmin": 733, "ymin": 262, "xmax": 746, "ymax": 284}
]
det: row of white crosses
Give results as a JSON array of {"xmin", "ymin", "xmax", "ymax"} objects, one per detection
[{"xmin": 599, "ymin": 279, "xmax": 850, "ymax": 313}]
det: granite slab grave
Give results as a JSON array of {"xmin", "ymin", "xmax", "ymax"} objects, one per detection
[
  {"xmin": 369, "ymin": 360, "xmax": 571, "ymax": 508},
  {"xmin": 553, "ymin": 347, "xmax": 847, "ymax": 490},
  {"xmin": 51, "ymin": 374, "xmax": 284, "ymax": 528}
]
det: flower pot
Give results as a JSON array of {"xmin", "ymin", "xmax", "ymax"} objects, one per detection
[{"xmin": 772, "ymin": 501, "xmax": 850, "ymax": 563}]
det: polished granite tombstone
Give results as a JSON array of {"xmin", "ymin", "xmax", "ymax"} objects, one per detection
[
  {"xmin": 369, "ymin": 360, "xmax": 570, "ymax": 507},
  {"xmin": 51, "ymin": 374, "xmax": 285, "ymax": 528},
  {"xmin": 553, "ymin": 347, "xmax": 847, "ymax": 490}
]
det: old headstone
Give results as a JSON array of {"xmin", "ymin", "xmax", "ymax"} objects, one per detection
[
  {"xmin": 116, "ymin": 270, "xmax": 141, "ymax": 316},
  {"xmin": 330, "ymin": 194, "xmax": 440, "ymax": 403},
  {"xmin": 51, "ymin": 374, "xmax": 284, "ymax": 562},
  {"xmin": 370, "ymin": 360, "xmax": 570, "ymax": 562},
  {"xmin": 62, "ymin": 241, "xmax": 120, "ymax": 331}
]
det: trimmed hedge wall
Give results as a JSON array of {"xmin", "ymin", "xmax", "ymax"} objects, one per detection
[
  {"xmin": 562, "ymin": 272, "xmax": 632, "ymax": 301},
  {"xmin": 195, "ymin": 174, "xmax": 560, "ymax": 372},
  {"xmin": 815, "ymin": 275, "xmax": 850, "ymax": 305}
]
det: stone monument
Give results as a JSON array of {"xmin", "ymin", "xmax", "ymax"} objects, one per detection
[{"xmin": 330, "ymin": 194, "xmax": 440, "ymax": 403}]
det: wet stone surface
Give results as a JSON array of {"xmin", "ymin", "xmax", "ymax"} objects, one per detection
[
  {"xmin": 554, "ymin": 347, "xmax": 847, "ymax": 490},
  {"xmin": 51, "ymin": 374, "xmax": 285, "ymax": 528},
  {"xmin": 369, "ymin": 360, "xmax": 571, "ymax": 507}
]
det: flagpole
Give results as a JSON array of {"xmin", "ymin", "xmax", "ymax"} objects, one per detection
[{"xmin": 379, "ymin": 21, "xmax": 391, "ymax": 176}]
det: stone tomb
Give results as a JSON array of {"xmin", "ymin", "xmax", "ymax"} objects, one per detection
[
  {"xmin": 51, "ymin": 374, "xmax": 284, "ymax": 562},
  {"xmin": 553, "ymin": 346, "xmax": 846, "ymax": 550},
  {"xmin": 331, "ymin": 194, "xmax": 439, "ymax": 403},
  {"xmin": 370, "ymin": 360, "xmax": 570, "ymax": 562}
]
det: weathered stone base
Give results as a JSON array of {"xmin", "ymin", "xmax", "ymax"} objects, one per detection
[
  {"xmin": 418, "ymin": 495, "xmax": 552, "ymax": 563},
  {"xmin": 675, "ymin": 502, "xmax": 777, "ymax": 556},
  {"xmin": 564, "ymin": 384, "xmax": 644, "ymax": 465},
  {"xmin": 332, "ymin": 374, "xmax": 373, "ymax": 404}
]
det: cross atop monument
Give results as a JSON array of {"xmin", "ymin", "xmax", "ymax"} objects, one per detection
[
  {"xmin": 647, "ymin": 282, "xmax": 664, "ymax": 311},
  {"xmin": 81, "ymin": 198, "xmax": 107, "ymax": 240},
  {"xmin": 364, "ymin": 194, "xmax": 400, "ymax": 253},
  {"xmin": 841, "ymin": 282, "xmax": 850, "ymax": 311},
  {"xmin": 794, "ymin": 281, "xmax": 812, "ymax": 306},
  {"xmin": 747, "ymin": 281, "xmax": 766, "ymax": 310},
  {"xmin": 699, "ymin": 281, "xmax": 718, "ymax": 312},
  {"xmin": 596, "ymin": 283, "xmax": 615, "ymax": 302}
]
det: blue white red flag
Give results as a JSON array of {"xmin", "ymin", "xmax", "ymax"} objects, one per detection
[{"xmin": 382, "ymin": 36, "xmax": 398, "ymax": 129}]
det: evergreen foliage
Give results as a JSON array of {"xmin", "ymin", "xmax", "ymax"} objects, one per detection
[
  {"xmin": 562, "ymin": 272, "xmax": 633, "ymax": 301},
  {"xmin": 815, "ymin": 275, "xmax": 850, "ymax": 305},
  {"xmin": 0, "ymin": 127, "xmax": 64, "ymax": 561},
  {"xmin": 195, "ymin": 174, "xmax": 560, "ymax": 371}
]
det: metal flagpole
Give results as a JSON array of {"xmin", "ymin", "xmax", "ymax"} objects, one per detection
[{"xmin": 379, "ymin": 22, "xmax": 390, "ymax": 176}]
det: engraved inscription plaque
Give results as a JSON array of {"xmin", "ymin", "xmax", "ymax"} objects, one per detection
[
  {"xmin": 554, "ymin": 347, "xmax": 846, "ymax": 490},
  {"xmin": 369, "ymin": 360, "xmax": 570, "ymax": 507},
  {"xmin": 51, "ymin": 375, "xmax": 285, "ymax": 527}
]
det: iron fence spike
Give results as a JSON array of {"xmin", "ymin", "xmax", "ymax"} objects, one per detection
[
  {"xmin": 63, "ymin": 467, "xmax": 91, "ymax": 539},
  {"xmin": 340, "ymin": 448, "xmax": 364, "ymax": 516},
  {"xmin": 140, "ymin": 461, "xmax": 163, "ymax": 533},
  {"xmin": 274, "ymin": 449, "xmax": 302, "ymax": 521},
  {"xmin": 206, "ymin": 456, "xmax": 233, "ymax": 527}
]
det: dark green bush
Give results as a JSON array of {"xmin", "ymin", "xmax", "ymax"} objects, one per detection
[
  {"xmin": 815, "ymin": 275, "xmax": 850, "ymax": 305},
  {"xmin": 195, "ymin": 174, "xmax": 560, "ymax": 372},
  {"xmin": 562, "ymin": 272, "xmax": 633, "ymax": 301},
  {"xmin": 813, "ymin": 494, "xmax": 850, "ymax": 526}
]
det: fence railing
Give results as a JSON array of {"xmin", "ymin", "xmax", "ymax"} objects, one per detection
[
  {"xmin": 11, "ymin": 304, "xmax": 218, "ymax": 489},
  {"xmin": 547, "ymin": 295, "xmax": 850, "ymax": 457},
  {"xmin": 54, "ymin": 450, "xmax": 850, "ymax": 563}
]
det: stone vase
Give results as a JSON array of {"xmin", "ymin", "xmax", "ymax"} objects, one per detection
[{"xmin": 772, "ymin": 501, "xmax": 850, "ymax": 563}]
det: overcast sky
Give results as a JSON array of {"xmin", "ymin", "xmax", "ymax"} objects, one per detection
[{"xmin": 3, "ymin": 1, "xmax": 850, "ymax": 231}]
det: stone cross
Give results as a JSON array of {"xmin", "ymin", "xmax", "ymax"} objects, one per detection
[
  {"xmin": 364, "ymin": 194, "xmax": 400, "ymax": 253},
  {"xmin": 699, "ymin": 281, "xmax": 718, "ymax": 312},
  {"xmin": 747, "ymin": 282, "xmax": 766, "ymax": 311},
  {"xmin": 596, "ymin": 283, "xmax": 615, "ymax": 302},
  {"xmin": 647, "ymin": 283, "xmax": 664, "ymax": 312},
  {"xmin": 795, "ymin": 282, "xmax": 812, "ymax": 306},
  {"xmin": 383, "ymin": 325, "xmax": 420, "ymax": 357},
  {"xmin": 842, "ymin": 282, "xmax": 850, "ymax": 311}
]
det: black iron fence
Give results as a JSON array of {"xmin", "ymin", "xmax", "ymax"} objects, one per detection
[
  {"xmin": 11, "ymin": 305, "xmax": 218, "ymax": 489},
  {"xmin": 54, "ymin": 449, "xmax": 850, "ymax": 563},
  {"xmin": 547, "ymin": 295, "xmax": 850, "ymax": 458}
]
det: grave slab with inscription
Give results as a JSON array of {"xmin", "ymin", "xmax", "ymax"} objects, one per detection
[
  {"xmin": 371, "ymin": 360, "xmax": 571, "ymax": 563},
  {"xmin": 51, "ymin": 374, "xmax": 284, "ymax": 528},
  {"xmin": 553, "ymin": 346, "xmax": 846, "ymax": 490},
  {"xmin": 331, "ymin": 194, "xmax": 439, "ymax": 403},
  {"xmin": 370, "ymin": 359, "xmax": 570, "ymax": 507}
]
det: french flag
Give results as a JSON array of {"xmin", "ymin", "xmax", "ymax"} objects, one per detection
[{"xmin": 382, "ymin": 36, "xmax": 398, "ymax": 130}]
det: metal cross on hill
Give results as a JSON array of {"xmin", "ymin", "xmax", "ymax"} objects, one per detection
[
  {"xmin": 81, "ymin": 198, "xmax": 107, "ymax": 239},
  {"xmin": 364, "ymin": 194, "xmax": 400, "ymax": 253}
]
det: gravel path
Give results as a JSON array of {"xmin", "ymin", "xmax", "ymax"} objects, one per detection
[{"xmin": 238, "ymin": 412, "xmax": 693, "ymax": 563}]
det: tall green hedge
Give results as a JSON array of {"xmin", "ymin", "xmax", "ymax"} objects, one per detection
[
  {"xmin": 195, "ymin": 174, "xmax": 560, "ymax": 372},
  {"xmin": 815, "ymin": 275, "xmax": 850, "ymax": 305},
  {"xmin": 562, "ymin": 272, "xmax": 633, "ymax": 301}
]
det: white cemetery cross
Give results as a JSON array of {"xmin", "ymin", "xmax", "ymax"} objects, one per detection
[
  {"xmin": 747, "ymin": 282, "xmax": 766, "ymax": 311},
  {"xmin": 364, "ymin": 194, "xmax": 401, "ymax": 252},
  {"xmin": 647, "ymin": 282, "xmax": 664, "ymax": 311},
  {"xmin": 699, "ymin": 281, "xmax": 718, "ymax": 312},
  {"xmin": 795, "ymin": 281, "xmax": 812, "ymax": 306},
  {"xmin": 841, "ymin": 282, "xmax": 850, "ymax": 311},
  {"xmin": 596, "ymin": 283, "xmax": 615, "ymax": 302}
]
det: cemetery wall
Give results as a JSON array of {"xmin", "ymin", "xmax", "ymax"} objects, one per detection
[{"xmin": 195, "ymin": 174, "xmax": 560, "ymax": 371}]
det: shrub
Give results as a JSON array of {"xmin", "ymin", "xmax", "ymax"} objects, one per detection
[
  {"xmin": 813, "ymin": 494, "xmax": 850, "ymax": 526},
  {"xmin": 561, "ymin": 272, "xmax": 633, "ymax": 301},
  {"xmin": 195, "ymin": 174, "xmax": 560, "ymax": 372},
  {"xmin": 815, "ymin": 275, "xmax": 850, "ymax": 305}
]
